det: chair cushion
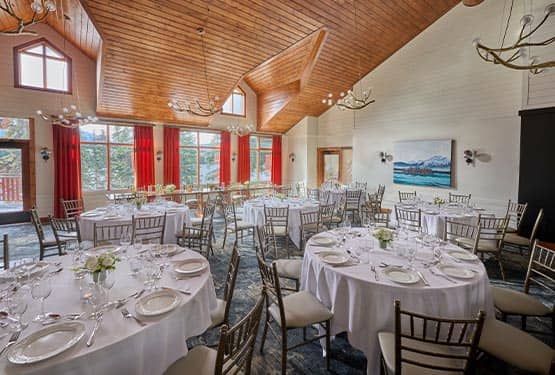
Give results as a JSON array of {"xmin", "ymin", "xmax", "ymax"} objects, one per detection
[
  {"xmin": 479, "ymin": 318, "xmax": 555, "ymax": 375},
  {"xmin": 274, "ymin": 259, "xmax": 302, "ymax": 280},
  {"xmin": 378, "ymin": 331, "xmax": 467, "ymax": 375},
  {"xmin": 210, "ymin": 298, "xmax": 226, "ymax": 328},
  {"xmin": 456, "ymin": 238, "xmax": 498, "ymax": 252},
  {"xmin": 302, "ymin": 223, "xmax": 320, "ymax": 232},
  {"xmin": 268, "ymin": 291, "xmax": 332, "ymax": 328},
  {"xmin": 271, "ymin": 226, "xmax": 287, "ymax": 236},
  {"xmin": 330, "ymin": 216, "xmax": 343, "ymax": 223},
  {"xmin": 504, "ymin": 232, "xmax": 530, "ymax": 247},
  {"xmin": 506, "ymin": 226, "xmax": 517, "ymax": 233},
  {"xmin": 492, "ymin": 286, "xmax": 551, "ymax": 316},
  {"xmin": 191, "ymin": 217, "xmax": 203, "ymax": 226},
  {"xmin": 164, "ymin": 345, "xmax": 217, "ymax": 375},
  {"xmin": 228, "ymin": 221, "xmax": 253, "ymax": 231}
]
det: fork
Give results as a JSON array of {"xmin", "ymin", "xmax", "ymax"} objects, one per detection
[
  {"xmin": 121, "ymin": 308, "xmax": 146, "ymax": 326},
  {"xmin": 0, "ymin": 331, "xmax": 20, "ymax": 356},
  {"xmin": 86, "ymin": 312, "xmax": 103, "ymax": 347},
  {"xmin": 429, "ymin": 268, "xmax": 457, "ymax": 284},
  {"xmin": 370, "ymin": 265, "xmax": 379, "ymax": 281}
]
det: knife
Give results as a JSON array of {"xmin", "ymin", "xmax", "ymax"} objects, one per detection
[
  {"xmin": 0, "ymin": 331, "xmax": 20, "ymax": 356},
  {"xmin": 416, "ymin": 270, "xmax": 430, "ymax": 286},
  {"xmin": 86, "ymin": 313, "xmax": 103, "ymax": 347}
]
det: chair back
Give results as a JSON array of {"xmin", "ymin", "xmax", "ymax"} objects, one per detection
[
  {"xmin": 113, "ymin": 192, "xmax": 136, "ymax": 204},
  {"xmin": 528, "ymin": 209, "xmax": 544, "ymax": 245},
  {"xmin": 49, "ymin": 216, "xmax": 80, "ymax": 242},
  {"xmin": 398, "ymin": 191, "xmax": 416, "ymax": 202},
  {"xmin": 345, "ymin": 189, "xmax": 362, "ymax": 210},
  {"xmin": 214, "ymin": 289, "xmax": 265, "ymax": 375},
  {"xmin": 377, "ymin": 184, "xmax": 386, "ymax": 201},
  {"xmin": 30, "ymin": 207, "xmax": 45, "ymax": 242},
  {"xmin": 319, "ymin": 190, "xmax": 331, "ymax": 204},
  {"xmin": 363, "ymin": 198, "xmax": 390, "ymax": 227},
  {"xmin": 395, "ymin": 206, "xmax": 421, "ymax": 232},
  {"xmin": 392, "ymin": 300, "xmax": 485, "ymax": 375},
  {"xmin": 331, "ymin": 191, "xmax": 346, "ymax": 221},
  {"xmin": 444, "ymin": 219, "xmax": 480, "ymax": 251},
  {"xmin": 61, "ymin": 199, "xmax": 84, "ymax": 218},
  {"xmin": 353, "ymin": 181, "xmax": 367, "ymax": 191},
  {"xmin": 256, "ymin": 255, "xmax": 288, "ymax": 326},
  {"xmin": 94, "ymin": 223, "xmax": 132, "ymax": 247},
  {"xmin": 319, "ymin": 202, "xmax": 335, "ymax": 227},
  {"xmin": 224, "ymin": 202, "xmax": 239, "ymax": 230},
  {"xmin": 506, "ymin": 200, "xmax": 528, "ymax": 232},
  {"xmin": 307, "ymin": 188, "xmax": 320, "ymax": 201},
  {"xmin": 478, "ymin": 215, "xmax": 509, "ymax": 249},
  {"xmin": 264, "ymin": 206, "xmax": 289, "ymax": 229},
  {"xmin": 221, "ymin": 246, "xmax": 241, "ymax": 327},
  {"xmin": 199, "ymin": 203, "xmax": 217, "ymax": 231},
  {"xmin": 524, "ymin": 241, "xmax": 555, "ymax": 296},
  {"xmin": 449, "ymin": 193, "xmax": 471, "ymax": 204},
  {"xmin": 300, "ymin": 209, "xmax": 319, "ymax": 229},
  {"xmin": 132, "ymin": 214, "xmax": 167, "ymax": 244},
  {"xmin": 0, "ymin": 234, "xmax": 8, "ymax": 270},
  {"xmin": 256, "ymin": 224, "xmax": 275, "ymax": 261}
]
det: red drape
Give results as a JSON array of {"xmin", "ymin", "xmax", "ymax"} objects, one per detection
[
  {"xmin": 134, "ymin": 126, "xmax": 155, "ymax": 189},
  {"xmin": 237, "ymin": 135, "xmax": 250, "ymax": 183},
  {"xmin": 163, "ymin": 126, "xmax": 180, "ymax": 188},
  {"xmin": 219, "ymin": 131, "xmax": 231, "ymax": 186},
  {"xmin": 271, "ymin": 135, "xmax": 282, "ymax": 185},
  {"xmin": 53, "ymin": 124, "xmax": 82, "ymax": 218}
]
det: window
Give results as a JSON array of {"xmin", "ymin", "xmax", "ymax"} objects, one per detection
[
  {"xmin": 14, "ymin": 39, "xmax": 71, "ymax": 93},
  {"xmin": 0, "ymin": 118, "xmax": 30, "ymax": 140},
  {"xmin": 80, "ymin": 124, "xmax": 134, "ymax": 191},
  {"xmin": 221, "ymin": 87, "xmax": 246, "ymax": 116},
  {"xmin": 179, "ymin": 130, "xmax": 221, "ymax": 186},
  {"xmin": 250, "ymin": 135, "xmax": 272, "ymax": 182}
]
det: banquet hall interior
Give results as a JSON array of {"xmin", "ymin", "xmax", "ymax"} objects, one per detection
[{"xmin": 0, "ymin": 0, "xmax": 553, "ymax": 374}]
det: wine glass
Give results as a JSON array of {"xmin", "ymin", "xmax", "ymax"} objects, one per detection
[
  {"xmin": 134, "ymin": 238, "xmax": 143, "ymax": 254},
  {"xmin": 31, "ymin": 276, "xmax": 52, "ymax": 322},
  {"xmin": 102, "ymin": 272, "xmax": 116, "ymax": 301},
  {"xmin": 128, "ymin": 256, "xmax": 142, "ymax": 276},
  {"xmin": 120, "ymin": 231, "xmax": 132, "ymax": 258},
  {"xmin": 406, "ymin": 243, "xmax": 417, "ymax": 270},
  {"xmin": 88, "ymin": 285, "xmax": 107, "ymax": 319},
  {"xmin": 7, "ymin": 292, "xmax": 28, "ymax": 332}
]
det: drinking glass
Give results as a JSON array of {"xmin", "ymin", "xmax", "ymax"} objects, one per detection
[
  {"xmin": 120, "ymin": 232, "xmax": 132, "ymax": 258},
  {"xmin": 142, "ymin": 263, "xmax": 159, "ymax": 291},
  {"xmin": 128, "ymin": 257, "xmax": 142, "ymax": 276},
  {"xmin": 102, "ymin": 272, "xmax": 116, "ymax": 301},
  {"xmin": 7, "ymin": 292, "xmax": 28, "ymax": 332},
  {"xmin": 406, "ymin": 244, "xmax": 417, "ymax": 270},
  {"xmin": 31, "ymin": 276, "xmax": 52, "ymax": 322},
  {"xmin": 88, "ymin": 285, "xmax": 107, "ymax": 319},
  {"xmin": 134, "ymin": 238, "xmax": 143, "ymax": 254}
]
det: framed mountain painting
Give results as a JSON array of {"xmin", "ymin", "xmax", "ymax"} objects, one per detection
[{"xmin": 393, "ymin": 140, "xmax": 452, "ymax": 188}]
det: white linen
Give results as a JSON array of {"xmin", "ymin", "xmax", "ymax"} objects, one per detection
[
  {"xmin": 300, "ymin": 228, "xmax": 494, "ymax": 375},
  {"xmin": 242, "ymin": 198, "xmax": 319, "ymax": 249},
  {"xmin": 80, "ymin": 202, "xmax": 192, "ymax": 244},
  {"xmin": 0, "ymin": 250, "xmax": 217, "ymax": 375}
]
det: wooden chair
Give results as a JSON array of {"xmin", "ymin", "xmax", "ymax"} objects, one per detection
[
  {"xmin": 448, "ymin": 193, "xmax": 471, "ymax": 204},
  {"xmin": 345, "ymin": 189, "xmax": 363, "ymax": 223},
  {"xmin": 328, "ymin": 191, "xmax": 346, "ymax": 227},
  {"xmin": 395, "ymin": 206, "xmax": 421, "ymax": 232},
  {"xmin": 318, "ymin": 202, "xmax": 335, "ymax": 229},
  {"xmin": 49, "ymin": 215, "xmax": 81, "ymax": 244},
  {"xmin": 209, "ymin": 245, "xmax": 240, "ymax": 329},
  {"xmin": 264, "ymin": 206, "xmax": 290, "ymax": 257},
  {"xmin": 93, "ymin": 223, "xmax": 132, "ymax": 247},
  {"xmin": 491, "ymin": 240, "xmax": 554, "ymax": 333},
  {"xmin": 0, "ymin": 234, "xmax": 9, "ymax": 270},
  {"xmin": 177, "ymin": 208, "xmax": 215, "ymax": 257},
  {"xmin": 506, "ymin": 200, "xmax": 528, "ymax": 233},
  {"xmin": 377, "ymin": 184, "xmax": 386, "ymax": 202},
  {"xmin": 398, "ymin": 191, "xmax": 416, "ymax": 203},
  {"xmin": 504, "ymin": 208, "xmax": 544, "ymax": 254},
  {"xmin": 443, "ymin": 219, "xmax": 480, "ymax": 254},
  {"xmin": 257, "ymin": 254, "xmax": 333, "ymax": 374},
  {"xmin": 362, "ymin": 195, "xmax": 390, "ymax": 228},
  {"xmin": 307, "ymin": 188, "xmax": 320, "ymax": 201},
  {"xmin": 164, "ymin": 288, "xmax": 265, "ymax": 375},
  {"xmin": 222, "ymin": 202, "xmax": 255, "ymax": 249},
  {"xmin": 353, "ymin": 181, "xmax": 367, "ymax": 191},
  {"xmin": 30, "ymin": 207, "xmax": 64, "ymax": 260},
  {"xmin": 112, "ymin": 192, "xmax": 137, "ymax": 204},
  {"xmin": 61, "ymin": 198, "xmax": 84, "ymax": 219},
  {"xmin": 319, "ymin": 190, "xmax": 331, "ymax": 204},
  {"xmin": 132, "ymin": 213, "xmax": 167, "ymax": 244},
  {"xmin": 299, "ymin": 209, "xmax": 321, "ymax": 251},
  {"xmin": 378, "ymin": 300, "xmax": 485, "ymax": 375}
]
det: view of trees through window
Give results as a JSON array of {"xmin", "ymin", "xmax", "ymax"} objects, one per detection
[
  {"xmin": 221, "ymin": 87, "xmax": 245, "ymax": 116},
  {"xmin": 180, "ymin": 130, "xmax": 220, "ymax": 186},
  {"xmin": 250, "ymin": 135, "xmax": 272, "ymax": 182},
  {"xmin": 80, "ymin": 124, "xmax": 134, "ymax": 191},
  {"xmin": 0, "ymin": 118, "xmax": 30, "ymax": 208}
]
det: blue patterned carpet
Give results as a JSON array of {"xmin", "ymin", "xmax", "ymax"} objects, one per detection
[{"xmin": 1, "ymin": 219, "xmax": 552, "ymax": 374}]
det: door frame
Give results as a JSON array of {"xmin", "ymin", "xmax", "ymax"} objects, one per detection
[{"xmin": 317, "ymin": 147, "xmax": 352, "ymax": 186}]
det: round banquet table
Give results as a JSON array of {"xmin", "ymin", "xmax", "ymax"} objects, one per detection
[
  {"xmin": 79, "ymin": 202, "xmax": 191, "ymax": 244},
  {"xmin": 242, "ymin": 197, "xmax": 320, "ymax": 249},
  {"xmin": 0, "ymin": 249, "xmax": 217, "ymax": 375},
  {"xmin": 300, "ymin": 228, "xmax": 494, "ymax": 375}
]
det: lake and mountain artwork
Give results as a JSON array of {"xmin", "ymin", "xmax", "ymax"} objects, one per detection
[{"xmin": 393, "ymin": 140, "xmax": 452, "ymax": 188}]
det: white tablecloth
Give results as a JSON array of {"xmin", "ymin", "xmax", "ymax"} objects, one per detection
[
  {"xmin": 242, "ymin": 198, "xmax": 319, "ymax": 249},
  {"xmin": 0, "ymin": 249, "xmax": 217, "ymax": 375},
  {"xmin": 80, "ymin": 203, "xmax": 191, "ymax": 244},
  {"xmin": 300, "ymin": 228, "xmax": 494, "ymax": 375}
]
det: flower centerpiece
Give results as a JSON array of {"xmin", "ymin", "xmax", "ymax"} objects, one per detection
[
  {"xmin": 275, "ymin": 192, "xmax": 286, "ymax": 201},
  {"xmin": 80, "ymin": 253, "xmax": 119, "ymax": 284},
  {"xmin": 164, "ymin": 184, "xmax": 176, "ymax": 193},
  {"xmin": 373, "ymin": 228, "xmax": 394, "ymax": 249},
  {"xmin": 433, "ymin": 196, "xmax": 445, "ymax": 207},
  {"xmin": 134, "ymin": 196, "xmax": 147, "ymax": 210}
]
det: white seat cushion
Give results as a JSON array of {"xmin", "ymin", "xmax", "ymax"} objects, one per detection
[
  {"xmin": 191, "ymin": 217, "xmax": 203, "ymax": 226},
  {"xmin": 479, "ymin": 318, "xmax": 555, "ymax": 375},
  {"xmin": 268, "ymin": 291, "xmax": 332, "ymax": 328},
  {"xmin": 504, "ymin": 232, "xmax": 530, "ymax": 247},
  {"xmin": 271, "ymin": 226, "xmax": 287, "ymax": 236},
  {"xmin": 456, "ymin": 237, "xmax": 498, "ymax": 252},
  {"xmin": 274, "ymin": 259, "xmax": 302, "ymax": 280},
  {"xmin": 164, "ymin": 345, "xmax": 216, "ymax": 375},
  {"xmin": 228, "ymin": 221, "xmax": 253, "ymax": 231},
  {"xmin": 210, "ymin": 298, "xmax": 226, "ymax": 328},
  {"xmin": 492, "ymin": 286, "xmax": 551, "ymax": 316}
]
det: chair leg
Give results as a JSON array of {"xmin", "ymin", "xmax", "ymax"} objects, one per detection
[
  {"xmin": 222, "ymin": 229, "xmax": 227, "ymax": 249},
  {"xmin": 285, "ymin": 235, "xmax": 290, "ymax": 258},
  {"xmin": 497, "ymin": 253, "xmax": 506, "ymax": 281},
  {"xmin": 252, "ymin": 229, "xmax": 255, "ymax": 249},
  {"xmin": 260, "ymin": 318, "xmax": 269, "ymax": 354},
  {"xmin": 325, "ymin": 320, "xmax": 331, "ymax": 370},
  {"xmin": 281, "ymin": 331, "xmax": 288, "ymax": 375},
  {"xmin": 521, "ymin": 315, "xmax": 527, "ymax": 330}
]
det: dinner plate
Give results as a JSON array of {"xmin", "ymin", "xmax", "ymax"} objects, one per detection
[
  {"xmin": 438, "ymin": 264, "xmax": 475, "ymax": 279},
  {"xmin": 173, "ymin": 258, "xmax": 208, "ymax": 276},
  {"xmin": 136, "ymin": 289, "xmax": 182, "ymax": 316},
  {"xmin": 85, "ymin": 245, "xmax": 119, "ymax": 256},
  {"xmin": 446, "ymin": 249, "xmax": 479, "ymax": 261},
  {"xmin": 103, "ymin": 214, "xmax": 121, "ymax": 220},
  {"xmin": 318, "ymin": 251, "xmax": 350, "ymax": 266},
  {"xmin": 0, "ymin": 262, "xmax": 50, "ymax": 280},
  {"xmin": 151, "ymin": 244, "xmax": 182, "ymax": 257},
  {"xmin": 383, "ymin": 266, "xmax": 420, "ymax": 284},
  {"xmin": 311, "ymin": 237, "xmax": 336, "ymax": 247},
  {"xmin": 81, "ymin": 212, "xmax": 102, "ymax": 217},
  {"xmin": 7, "ymin": 322, "xmax": 86, "ymax": 364}
]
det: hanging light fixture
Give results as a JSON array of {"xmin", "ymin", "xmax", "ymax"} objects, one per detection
[
  {"xmin": 0, "ymin": 0, "xmax": 56, "ymax": 36},
  {"xmin": 227, "ymin": 123, "xmax": 254, "ymax": 136},
  {"xmin": 322, "ymin": 0, "xmax": 375, "ymax": 111},
  {"xmin": 168, "ymin": 26, "xmax": 221, "ymax": 117},
  {"xmin": 473, "ymin": 2, "xmax": 555, "ymax": 75}
]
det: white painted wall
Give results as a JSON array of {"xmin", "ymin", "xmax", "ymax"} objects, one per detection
[{"xmin": 283, "ymin": 116, "xmax": 318, "ymax": 187}]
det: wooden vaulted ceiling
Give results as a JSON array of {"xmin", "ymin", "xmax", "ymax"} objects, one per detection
[{"xmin": 1, "ymin": 0, "xmax": 461, "ymax": 132}]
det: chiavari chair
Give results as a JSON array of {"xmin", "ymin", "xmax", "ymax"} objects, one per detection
[
  {"xmin": 61, "ymin": 198, "xmax": 84, "ymax": 219},
  {"xmin": 299, "ymin": 209, "xmax": 321, "ymax": 250},
  {"xmin": 210, "ymin": 245, "xmax": 241, "ymax": 329},
  {"xmin": 132, "ymin": 213, "xmax": 167, "ymax": 244},
  {"xmin": 345, "ymin": 189, "xmax": 363, "ymax": 223},
  {"xmin": 307, "ymin": 188, "xmax": 320, "ymax": 201},
  {"xmin": 93, "ymin": 222, "xmax": 132, "ymax": 247},
  {"xmin": 177, "ymin": 204, "xmax": 215, "ymax": 257},
  {"xmin": 398, "ymin": 190, "xmax": 417, "ymax": 203},
  {"xmin": 448, "ymin": 192, "xmax": 472, "ymax": 205},
  {"xmin": 264, "ymin": 206, "xmax": 290, "ymax": 257},
  {"xmin": 30, "ymin": 207, "xmax": 64, "ymax": 259},
  {"xmin": 506, "ymin": 200, "xmax": 528, "ymax": 233},
  {"xmin": 443, "ymin": 219, "xmax": 480, "ymax": 254},
  {"xmin": 0, "ymin": 234, "xmax": 9, "ymax": 270},
  {"xmin": 222, "ymin": 202, "xmax": 255, "ymax": 249},
  {"xmin": 362, "ymin": 197, "xmax": 390, "ymax": 228},
  {"xmin": 394, "ymin": 206, "xmax": 421, "ymax": 232},
  {"xmin": 505, "ymin": 208, "xmax": 544, "ymax": 254},
  {"xmin": 49, "ymin": 215, "xmax": 81, "ymax": 243}
]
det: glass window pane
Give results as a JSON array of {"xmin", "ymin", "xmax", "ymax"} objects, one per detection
[
  {"xmin": 0, "ymin": 118, "xmax": 30, "ymax": 140},
  {"xmin": 249, "ymin": 150, "xmax": 257, "ymax": 182},
  {"xmin": 180, "ymin": 148, "xmax": 198, "ymax": 185},
  {"xmin": 20, "ymin": 53, "xmax": 43, "ymax": 88},
  {"xmin": 180, "ymin": 131, "xmax": 197, "ymax": 146},
  {"xmin": 25, "ymin": 45, "xmax": 43, "ymax": 54},
  {"xmin": 80, "ymin": 124, "xmax": 107, "ymax": 142},
  {"xmin": 45, "ymin": 46, "xmax": 63, "ymax": 58},
  {"xmin": 222, "ymin": 96, "xmax": 232, "ymax": 114},
  {"xmin": 46, "ymin": 58, "xmax": 68, "ymax": 91},
  {"xmin": 80, "ymin": 144, "xmax": 107, "ymax": 191},
  {"xmin": 249, "ymin": 136, "xmax": 257, "ymax": 148},
  {"xmin": 199, "ymin": 149, "xmax": 220, "ymax": 184},
  {"xmin": 232, "ymin": 93, "xmax": 244, "ymax": 115},
  {"xmin": 260, "ymin": 137, "xmax": 273, "ymax": 149},
  {"xmin": 260, "ymin": 151, "xmax": 272, "ymax": 181},
  {"xmin": 199, "ymin": 132, "xmax": 220, "ymax": 147},
  {"xmin": 109, "ymin": 145, "xmax": 134, "ymax": 190},
  {"xmin": 109, "ymin": 126, "xmax": 133, "ymax": 144}
]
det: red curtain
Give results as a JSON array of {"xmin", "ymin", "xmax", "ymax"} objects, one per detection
[
  {"xmin": 53, "ymin": 124, "xmax": 82, "ymax": 218},
  {"xmin": 271, "ymin": 135, "xmax": 282, "ymax": 185},
  {"xmin": 237, "ymin": 135, "xmax": 250, "ymax": 183},
  {"xmin": 134, "ymin": 126, "xmax": 155, "ymax": 189},
  {"xmin": 219, "ymin": 131, "xmax": 231, "ymax": 186},
  {"xmin": 163, "ymin": 126, "xmax": 180, "ymax": 188}
]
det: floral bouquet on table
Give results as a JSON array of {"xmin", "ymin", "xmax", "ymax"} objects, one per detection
[
  {"xmin": 134, "ymin": 196, "xmax": 147, "ymax": 210},
  {"xmin": 433, "ymin": 196, "xmax": 445, "ymax": 207},
  {"xmin": 164, "ymin": 184, "xmax": 176, "ymax": 193},
  {"xmin": 373, "ymin": 228, "xmax": 394, "ymax": 249},
  {"xmin": 79, "ymin": 253, "xmax": 120, "ymax": 284}
]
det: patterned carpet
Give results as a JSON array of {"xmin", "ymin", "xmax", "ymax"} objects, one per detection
[{"xmin": 1, "ymin": 219, "xmax": 553, "ymax": 374}]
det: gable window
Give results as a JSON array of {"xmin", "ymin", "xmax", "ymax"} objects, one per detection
[
  {"xmin": 221, "ymin": 87, "xmax": 246, "ymax": 116},
  {"xmin": 250, "ymin": 135, "xmax": 272, "ymax": 182},
  {"xmin": 14, "ymin": 39, "xmax": 71, "ymax": 93},
  {"xmin": 179, "ymin": 130, "xmax": 221, "ymax": 186}
]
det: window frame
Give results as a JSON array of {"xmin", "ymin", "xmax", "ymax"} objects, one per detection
[
  {"xmin": 80, "ymin": 124, "xmax": 135, "ymax": 192},
  {"xmin": 250, "ymin": 135, "xmax": 273, "ymax": 182},
  {"xmin": 13, "ymin": 38, "xmax": 73, "ymax": 94},
  {"xmin": 221, "ymin": 86, "xmax": 246, "ymax": 117},
  {"xmin": 179, "ymin": 129, "xmax": 221, "ymax": 186}
]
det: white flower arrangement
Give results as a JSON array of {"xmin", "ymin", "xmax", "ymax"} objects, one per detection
[
  {"xmin": 433, "ymin": 197, "xmax": 445, "ymax": 206},
  {"xmin": 373, "ymin": 228, "xmax": 394, "ymax": 243},
  {"xmin": 80, "ymin": 253, "xmax": 119, "ymax": 274},
  {"xmin": 165, "ymin": 184, "xmax": 176, "ymax": 193}
]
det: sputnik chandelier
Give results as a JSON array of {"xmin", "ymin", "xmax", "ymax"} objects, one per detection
[
  {"xmin": 0, "ymin": 0, "xmax": 56, "ymax": 36},
  {"xmin": 473, "ymin": 2, "xmax": 555, "ymax": 74},
  {"xmin": 227, "ymin": 123, "xmax": 254, "ymax": 136}
]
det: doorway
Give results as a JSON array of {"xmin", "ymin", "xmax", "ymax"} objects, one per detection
[{"xmin": 317, "ymin": 147, "xmax": 353, "ymax": 186}]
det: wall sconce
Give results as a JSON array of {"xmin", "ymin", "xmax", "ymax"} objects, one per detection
[
  {"xmin": 463, "ymin": 150, "xmax": 475, "ymax": 165},
  {"xmin": 289, "ymin": 153, "xmax": 296, "ymax": 163},
  {"xmin": 231, "ymin": 152, "xmax": 237, "ymax": 162},
  {"xmin": 156, "ymin": 150, "xmax": 163, "ymax": 162},
  {"xmin": 380, "ymin": 151, "xmax": 392, "ymax": 163},
  {"xmin": 40, "ymin": 147, "xmax": 52, "ymax": 162}
]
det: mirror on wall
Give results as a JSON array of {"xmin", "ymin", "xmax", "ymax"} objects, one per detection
[{"xmin": 317, "ymin": 147, "xmax": 353, "ymax": 185}]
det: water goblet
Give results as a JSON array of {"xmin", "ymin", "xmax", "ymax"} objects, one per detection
[
  {"xmin": 128, "ymin": 257, "xmax": 142, "ymax": 276},
  {"xmin": 102, "ymin": 271, "xmax": 116, "ymax": 301},
  {"xmin": 31, "ymin": 276, "xmax": 52, "ymax": 322},
  {"xmin": 120, "ymin": 232, "xmax": 132, "ymax": 258},
  {"xmin": 7, "ymin": 292, "xmax": 28, "ymax": 332},
  {"xmin": 406, "ymin": 244, "xmax": 417, "ymax": 270}
]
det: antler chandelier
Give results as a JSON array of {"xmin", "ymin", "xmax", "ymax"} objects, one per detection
[
  {"xmin": 227, "ymin": 123, "xmax": 254, "ymax": 136},
  {"xmin": 0, "ymin": 0, "xmax": 56, "ymax": 36},
  {"xmin": 168, "ymin": 26, "xmax": 221, "ymax": 117},
  {"xmin": 473, "ymin": 2, "xmax": 555, "ymax": 75},
  {"xmin": 37, "ymin": 105, "xmax": 98, "ymax": 128}
]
